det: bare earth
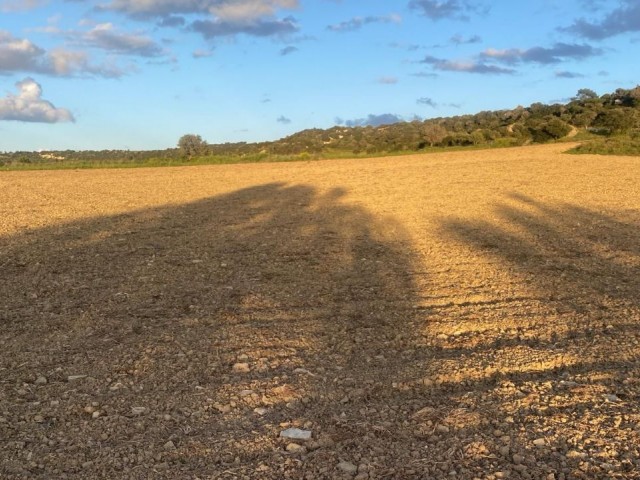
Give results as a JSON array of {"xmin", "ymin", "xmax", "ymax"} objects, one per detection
[{"xmin": 1, "ymin": 143, "xmax": 639, "ymax": 479}]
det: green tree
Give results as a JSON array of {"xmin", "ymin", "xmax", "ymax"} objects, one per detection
[
  {"xmin": 573, "ymin": 88, "xmax": 598, "ymax": 102},
  {"xmin": 592, "ymin": 109, "xmax": 639, "ymax": 135},
  {"xmin": 178, "ymin": 134, "xmax": 208, "ymax": 158},
  {"xmin": 526, "ymin": 117, "xmax": 572, "ymax": 143},
  {"xmin": 422, "ymin": 123, "xmax": 448, "ymax": 147}
]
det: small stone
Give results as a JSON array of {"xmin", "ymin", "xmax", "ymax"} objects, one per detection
[
  {"xmin": 604, "ymin": 394, "xmax": 620, "ymax": 403},
  {"xmin": 254, "ymin": 407, "xmax": 268, "ymax": 416},
  {"xmin": 164, "ymin": 441, "xmax": 176, "ymax": 451},
  {"xmin": 338, "ymin": 461, "xmax": 358, "ymax": 474},
  {"xmin": 92, "ymin": 411, "xmax": 101, "ymax": 419},
  {"xmin": 33, "ymin": 415, "xmax": 44, "ymax": 423},
  {"xmin": 232, "ymin": 363, "xmax": 250, "ymax": 373},
  {"xmin": 286, "ymin": 443, "xmax": 305, "ymax": 453},
  {"xmin": 499, "ymin": 446, "xmax": 510, "ymax": 456},
  {"xmin": 84, "ymin": 406, "xmax": 96, "ymax": 414},
  {"xmin": 35, "ymin": 376, "xmax": 47, "ymax": 385},
  {"xmin": 559, "ymin": 380, "xmax": 579, "ymax": 388},
  {"xmin": 512, "ymin": 454, "xmax": 524, "ymax": 464},
  {"xmin": 82, "ymin": 461, "xmax": 93, "ymax": 469},
  {"xmin": 436, "ymin": 334, "xmax": 448, "ymax": 340},
  {"xmin": 280, "ymin": 428, "xmax": 312, "ymax": 440},
  {"xmin": 436, "ymin": 424, "xmax": 450, "ymax": 434},
  {"xmin": 67, "ymin": 375, "xmax": 87, "ymax": 381},
  {"xmin": 566, "ymin": 450, "xmax": 586, "ymax": 459},
  {"xmin": 533, "ymin": 438, "xmax": 546, "ymax": 447},
  {"xmin": 131, "ymin": 407, "xmax": 147, "ymax": 416},
  {"xmin": 215, "ymin": 403, "xmax": 232, "ymax": 414},
  {"xmin": 237, "ymin": 354, "xmax": 249, "ymax": 361}
]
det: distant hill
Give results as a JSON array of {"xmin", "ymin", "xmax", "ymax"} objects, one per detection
[{"xmin": 2, "ymin": 86, "xmax": 639, "ymax": 167}]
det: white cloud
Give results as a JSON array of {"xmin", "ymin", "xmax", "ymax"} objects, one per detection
[
  {"xmin": 101, "ymin": 0, "xmax": 299, "ymax": 21},
  {"xmin": 71, "ymin": 23, "xmax": 164, "ymax": 57},
  {"xmin": 99, "ymin": 0, "xmax": 300, "ymax": 39},
  {"xmin": 377, "ymin": 76, "xmax": 399, "ymax": 84},
  {"xmin": 327, "ymin": 14, "xmax": 402, "ymax": 32},
  {"xmin": 210, "ymin": 0, "xmax": 298, "ymax": 22},
  {"xmin": 0, "ymin": 0, "xmax": 46, "ymax": 12},
  {"xmin": 0, "ymin": 77, "xmax": 74, "ymax": 123},
  {"xmin": 0, "ymin": 30, "xmax": 125, "ymax": 77}
]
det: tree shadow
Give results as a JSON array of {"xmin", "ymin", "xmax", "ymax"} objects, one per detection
[
  {"xmin": 436, "ymin": 193, "xmax": 640, "ymax": 478},
  {"xmin": 3, "ymin": 184, "xmax": 639, "ymax": 479},
  {"xmin": 446, "ymin": 192, "xmax": 640, "ymax": 313},
  {"xmin": 0, "ymin": 182, "xmax": 425, "ymax": 479}
]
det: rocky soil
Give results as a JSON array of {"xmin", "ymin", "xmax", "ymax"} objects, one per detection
[{"xmin": 1, "ymin": 144, "xmax": 639, "ymax": 479}]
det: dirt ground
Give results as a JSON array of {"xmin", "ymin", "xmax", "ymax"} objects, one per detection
[{"xmin": 1, "ymin": 143, "xmax": 639, "ymax": 479}]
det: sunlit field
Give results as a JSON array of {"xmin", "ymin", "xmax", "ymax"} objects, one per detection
[{"xmin": 1, "ymin": 143, "xmax": 639, "ymax": 479}]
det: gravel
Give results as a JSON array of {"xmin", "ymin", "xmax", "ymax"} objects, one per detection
[{"xmin": 1, "ymin": 144, "xmax": 639, "ymax": 479}]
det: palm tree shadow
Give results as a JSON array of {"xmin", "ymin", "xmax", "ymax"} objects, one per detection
[{"xmin": 0, "ymin": 182, "xmax": 423, "ymax": 478}]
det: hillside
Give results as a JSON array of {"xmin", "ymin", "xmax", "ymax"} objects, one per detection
[{"xmin": 1, "ymin": 86, "xmax": 639, "ymax": 168}]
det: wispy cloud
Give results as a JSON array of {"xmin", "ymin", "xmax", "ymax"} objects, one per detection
[
  {"xmin": 411, "ymin": 71, "xmax": 439, "ymax": 78},
  {"xmin": 337, "ymin": 113, "xmax": 415, "ymax": 127},
  {"xmin": 277, "ymin": 115, "xmax": 291, "ymax": 124},
  {"xmin": 421, "ymin": 54, "xmax": 515, "ymax": 74},
  {"xmin": 481, "ymin": 43, "xmax": 602, "ymax": 65},
  {"xmin": 192, "ymin": 48, "xmax": 215, "ymax": 58},
  {"xmin": 62, "ymin": 23, "xmax": 165, "ymax": 57},
  {"xmin": 450, "ymin": 33, "xmax": 482, "ymax": 45},
  {"xmin": 555, "ymin": 70, "xmax": 585, "ymax": 78},
  {"xmin": 377, "ymin": 76, "xmax": 399, "ymax": 84},
  {"xmin": 98, "ymin": 0, "xmax": 301, "ymax": 40},
  {"xmin": 563, "ymin": 0, "xmax": 640, "ymax": 39},
  {"xmin": 0, "ymin": 30, "xmax": 125, "ymax": 77},
  {"xmin": 0, "ymin": 0, "xmax": 45, "ymax": 12},
  {"xmin": 416, "ymin": 97, "xmax": 461, "ymax": 108},
  {"xmin": 417, "ymin": 97, "xmax": 437, "ymax": 107},
  {"xmin": 408, "ymin": 0, "xmax": 486, "ymax": 21},
  {"xmin": 327, "ymin": 14, "xmax": 401, "ymax": 32},
  {"xmin": 0, "ymin": 77, "xmax": 74, "ymax": 123},
  {"xmin": 279, "ymin": 45, "xmax": 298, "ymax": 55},
  {"xmin": 191, "ymin": 17, "xmax": 298, "ymax": 39},
  {"xmin": 99, "ymin": 0, "xmax": 300, "ymax": 21}
]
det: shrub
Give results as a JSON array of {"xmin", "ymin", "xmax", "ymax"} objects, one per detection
[{"xmin": 527, "ymin": 117, "xmax": 572, "ymax": 143}]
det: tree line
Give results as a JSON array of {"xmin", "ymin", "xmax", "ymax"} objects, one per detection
[{"xmin": 2, "ymin": 85, "xmax": 639, "ymax": 166}]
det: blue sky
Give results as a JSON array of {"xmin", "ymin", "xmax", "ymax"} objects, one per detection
[{"xmin": 0, "ymin": 0, "xmax": 638, "ymax": 151}]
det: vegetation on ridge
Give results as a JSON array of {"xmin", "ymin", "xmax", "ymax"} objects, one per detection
[{"xmin": 1, "ymin": 86, "xmax": 639, "ymax": 170}]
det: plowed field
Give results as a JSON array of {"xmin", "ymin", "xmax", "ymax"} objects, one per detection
[{"xmin": 1, "ymin": 144, "xmax": 639, "ymax": 479}]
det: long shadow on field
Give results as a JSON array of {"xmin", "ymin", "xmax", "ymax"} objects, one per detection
[
  {"xmin": 444, "ymin": 192, "xmax": 640, "ymax": 310},
  {"xmin": 435, "ymin": 193, "xmax": 640, "ymax": 478},
  {"xmin": 0, "ymin": 182, "xmax": 425, "ymax": 479}
]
